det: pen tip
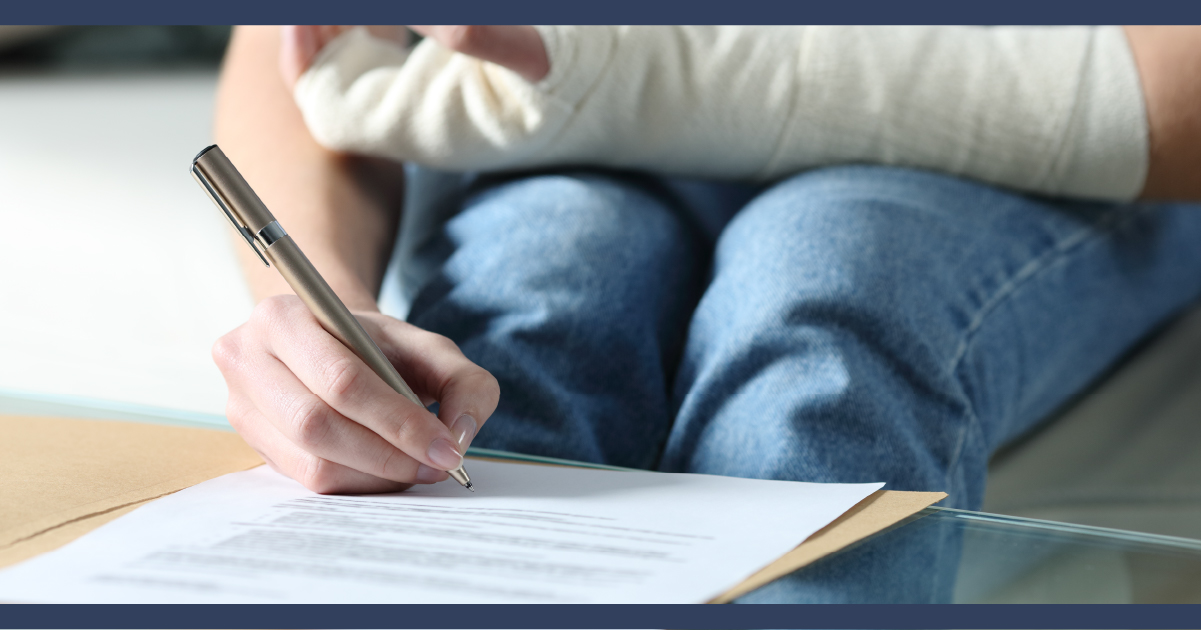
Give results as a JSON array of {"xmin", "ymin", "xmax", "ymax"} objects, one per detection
[{"xmin": 465, "ymin": 481, "xmax": 475, "ymax": 492}]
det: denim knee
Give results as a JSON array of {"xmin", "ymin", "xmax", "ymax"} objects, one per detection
[
  {"xmin": 410, "ymin": 170, "xmax": 708, "ymax": 468},
  {"xmin": 445, "ymin": 172, "xmax": 700, "ymax": 314},
  {"xmin": 664, "ymin": 166, "xmax": 998, "ymax": 506},
  {"xmin": 698, "ymin": 166, "xmax": 994, "ymax": 381}
]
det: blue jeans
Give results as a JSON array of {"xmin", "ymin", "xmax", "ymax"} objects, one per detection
[{"xmin": 385, "ymin": 165, "xmax": 1201, "ymax": 511}]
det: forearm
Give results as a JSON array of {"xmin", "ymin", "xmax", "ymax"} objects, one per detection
[
  {"xmin": 294, "ymin": 25, "xmax": 1151, "ymax": 201},
  {"xmin": 214, "ymin": 25, "xmax": 402, "ymax": 312},
  {"xmin": 1124, "ymin": 26, "xmax": 1201, "ymax": 200}
]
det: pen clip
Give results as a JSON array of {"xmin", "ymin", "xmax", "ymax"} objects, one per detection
[{"xmin": 191, "ymin": 165, "xmax": 269, "ymax": 267}]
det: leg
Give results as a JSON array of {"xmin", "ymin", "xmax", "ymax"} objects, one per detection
[
  {"xmin": 663, "ymin": 165, "xmax": 1201, "ymax": 510},
  {"xmin": 405, "ymin": 170, "xmax": 710, "ymax": 468}
]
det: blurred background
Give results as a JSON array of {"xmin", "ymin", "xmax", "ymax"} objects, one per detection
[
  {"xmin": 0, "ymin": 26, "xmax": 251, "ymax": 422},
  {"xmin": 0, "ymin": 26, "xmax": 229, "ymax": 69}
]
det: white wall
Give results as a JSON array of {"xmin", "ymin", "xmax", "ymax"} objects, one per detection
[{"xmin": 0, "ymin": 73, "xmax": 252, "ymax": 418}]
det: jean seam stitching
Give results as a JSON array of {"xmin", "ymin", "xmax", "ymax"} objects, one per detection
[{"xmin": 942, "ymin": 203, "xmax": 1152, "ymax": 493}]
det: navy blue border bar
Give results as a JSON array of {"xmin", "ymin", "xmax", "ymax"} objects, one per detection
[
  {"xmin": 4, "ymin": 0, "xmax": 1201, "ymax": 25},
  {"xmin": 2, "ymin": 604, "xmax": 1201, "ymax": 629}
]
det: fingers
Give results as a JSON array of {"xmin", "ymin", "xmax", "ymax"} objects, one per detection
[
  {"xmin": 233, "ymin": 340, "xmax": 449, "ymax": 486},
  {"xmin": 280, "ymin": 26, "xmax": 325, "ymax": 89},
  {"xmin": 361, "ymin": 316, "xmax": 500, "ymax": 454},
  {"xmin": 213, "ymin": 294, "xmax": 498, "ymax": 494},
  {"xmin": 227, "ymin": 399, "xmax": 430, "ymax": 495},
  {"xmin": 409, "ymin": 25, "xmax": 550, "ymax": 83},
  {"xmin": 282, "ymin": 25, "xmax": 548, "ymax": 87},
  {"xmin": 281, "ymin": 26, "xmax": 397, "ymax": 89},
  {"xmin": 251, "ymin": 296, "xmax": 466, "ymax": 473}
]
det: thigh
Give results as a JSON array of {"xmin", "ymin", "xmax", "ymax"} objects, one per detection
[
  {"xmin": 664, "ymin": 165, "xmax": 1201, "ymax": 509},
  {"xmin": 405, "ymin": 170, "xmax": 710, "ymax": 468}
]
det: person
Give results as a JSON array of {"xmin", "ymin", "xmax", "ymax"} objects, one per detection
[{"xmin": 211, "ymin": 25, "xmax": 1201, "ymax": 511}]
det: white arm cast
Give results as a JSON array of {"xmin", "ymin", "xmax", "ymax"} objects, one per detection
[{"xmin": 294, "ymin": 25, "xmax": 1148, "ymax": 200}]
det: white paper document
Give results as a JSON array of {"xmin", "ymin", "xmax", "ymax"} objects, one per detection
[{"xmin": 0, "ymin": 460, "xmax": 882, "ymax": 603}]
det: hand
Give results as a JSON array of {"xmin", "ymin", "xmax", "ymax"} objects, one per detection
[
  {"xmin": 213, "ymin": 294, "xmax": 500, "ymax": 494},
  {"xmin": 280, "ymin": 25, "xmax": 550, "ymax": 90}
]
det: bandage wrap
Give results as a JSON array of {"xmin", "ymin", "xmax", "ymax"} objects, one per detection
[{"xmin": 295, "ymin": 25, "xmax": 1147, "ymax": 200}]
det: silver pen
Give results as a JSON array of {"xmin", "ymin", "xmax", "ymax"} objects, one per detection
[{"xmin": 191, "ymin": 144, "xmax": 474, "ymax": 491}]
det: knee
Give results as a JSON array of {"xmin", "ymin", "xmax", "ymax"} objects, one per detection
[
  {"xmin": 711, "ymin": 166, "xmax": 1001, "ymax": 319},
  {"xmin": 688, "ymin": 165, "xmax": 1004, "ymax": 397},
  {"xmin": 725, "ymin": 166, "xmax": 981, "ymax": 254},
  {"xmin": 454, "ymin": 172, "xmax": 693, "ymax": 278},
  {"xmin": 428, "ymin": 172, "xmax": 705, "ymax": 333},
  {"xmin": 676, "ymin": 167, "xmax": 1006, "ymax": 506}
]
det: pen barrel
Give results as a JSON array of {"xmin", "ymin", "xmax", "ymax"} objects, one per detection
[{"xmin": 264, "ymin": 235, "xmax": 422, "ymax": 406}]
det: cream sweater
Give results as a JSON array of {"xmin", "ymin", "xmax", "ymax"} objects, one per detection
[{"xmin": 294, "ymin": 25, "xmax": 1148, "ymax": 201}]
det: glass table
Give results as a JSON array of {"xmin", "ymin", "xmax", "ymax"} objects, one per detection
[
  {"xmin": 735, "ymin": 505, "xmax": 1201, "ymax": 603},
  {"xmin": 5, "ymin": 390, "xmax": 1200, "ymax": 605}
]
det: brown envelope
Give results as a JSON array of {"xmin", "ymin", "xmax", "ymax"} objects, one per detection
[
  {"xmin": 709, "ymin": 488, "xmax": 945, "ymax": 602},
  {"xmin": 0, "ymin": 414, "xmax": 944, "ymax": 600},
  {"xmin": 0, "ymin": 414, "xmax": 263, "ymax": 569}
]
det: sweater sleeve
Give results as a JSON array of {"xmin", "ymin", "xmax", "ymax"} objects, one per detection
[{"xmin": 293, "ymin": 25, "xmax": 1148, "ymax": 201}]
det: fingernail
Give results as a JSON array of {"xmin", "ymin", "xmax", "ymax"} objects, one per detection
[
  {"xmin": 427, "ymin": 438, "xmax": 463, "ymax": 470},
  {"xmin": 415, "ymin": 464, "xmax": 444, "ymax": 484},
  {"xmin": 450, "ymin": 414, "xmax": 478, "ymax": 452}
]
